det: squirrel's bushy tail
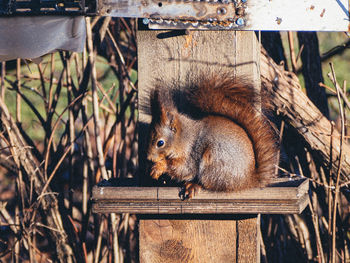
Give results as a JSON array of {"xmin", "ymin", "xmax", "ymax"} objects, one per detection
[{"xmin": 187, "ymin": 74, "xmax": 279, "ymax": 185}]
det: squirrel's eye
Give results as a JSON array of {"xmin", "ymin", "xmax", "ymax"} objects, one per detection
[{"xmin": 156, "ymin": 140, "xmax": 165, "ymax": 148}]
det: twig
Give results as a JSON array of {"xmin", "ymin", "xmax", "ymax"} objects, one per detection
[
  {"xmin": 86, "ymin": 17, "xmax": 108, "ymax": 181},
  {"xmin": 106, "ymin": 28, "xmax": 137, "ymax": 92},
  {"xmin": 110, "ymin": 213, "xmax": 120, "ymax": 263},
  {"xmin": 276, "ymin": 166, "xmax": 336, "ymax": 190},
  {"xmin": 319, "ymin": 82, "xmax": 336, "ymax": 94},
  {"xmin": 38, "ymin": 114, "xmax": 93, "ymax": 202},
  {"xmin": 12, "ymin": 84, "xmax": 46, "ymax": 128},
  {"xmin": 43, "ymin": 93, "xmax": 85, "ymax": 177},
  {"xmin": 1, "ymin": 61, "xmax": 5, "ymax": 99},
  {"xmin": 329, "ymin": 62, "xmax": 345, "ymax": 263},
  {"xmin": 99, "ymin": 17, "xmax": 112, "ymax": 43},
  {"xmin": 37, "ymin": 63, "xmax": 47, "ymax": 102},
  {"xmin": 14, "ymin": 206, "xmax": 20, "ymax": 263},
  {"xmin": 287, "ymin": 32, "xmax": 297, "ymax": 73},
  {"xmin": 65, "ymin": 52, "xmax": 75, "ymax": 216},
  {"xmin": 48, "ymin": 53, "xmax": 55, "ymax": 111},
  {"xmin": 295, "ymin": 39, "xmax": 350, "ymax": 75},
  {"xmin": 321, "ymin": 39, "xmax": 350, "ymax": 62},
  {"xmin": 326, "ymin": 75, "xmax": 350, "ymax": 111},
  {"xmin": 97, "ymin": 82, "xmax": 117, "ymax": 113},
  {"xmin": 94, "ymin": 217, "xmax": 105, "ymax": 263},
  {"xmin": 308, "ymin": 198, "xmax": 325, "ymax": 263},
  {"xmin": 0, "ymin": 202, "xmax": 19, "ymax": 235},
  {"xmin": 295, "ymin": 44, "xmax": 304, "ymax": 64},
  {"xmin": 82, "ymin": 242, "xmax": 88, "ymax": 263},
  {"xmin": 16, "ymin": 59, "xmax": 21, "ymax": 123}
]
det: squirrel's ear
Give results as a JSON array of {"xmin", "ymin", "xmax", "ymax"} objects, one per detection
[
  {"xmin": 166, "ymin": 112, "xmax": 180, "ymax": 133},
  {"xmin": 150, "ymin": 88, "xmax": 180, "ymax": 132},
  {"xmin": 150, "ymin": 89, "xmax": 163, "ymax": 122}
]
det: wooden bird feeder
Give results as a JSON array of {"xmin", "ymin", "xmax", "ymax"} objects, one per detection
[
  {"xmin": 90, "ymin": 27, "xmax": 314, "ymax": 262},
  {"xmin": 88, "ymin": 0, "xmax": 347, "ymax": 262},
  {"xmin": 93, "ymin": 178, "xmax": 309, "ymax": 262}
]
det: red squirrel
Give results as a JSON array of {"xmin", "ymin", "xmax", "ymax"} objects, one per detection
[{"xmin": 147, "ymin": 73, "xmax": 279, "ymax": 200}]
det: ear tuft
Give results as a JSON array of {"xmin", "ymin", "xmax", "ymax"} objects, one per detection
[
  {"xmin": 150, "ymin": 89, "xmax": 160, "ymax": 117},
  {"xmin": 150, "ymin": 89, "xmax": 167, "ymax": 124},
  {"xmin": 150, "ymin": 87, "xmax": 181, "ymax": 132},
  {"xmin": 167, "ymin": 112, "xmax": 180, "ymax": 133}
]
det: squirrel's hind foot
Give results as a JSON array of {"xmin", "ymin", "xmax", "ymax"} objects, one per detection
[{"xmin": 179, "ymin": 182, "xmax": 202, "ymax": 201}]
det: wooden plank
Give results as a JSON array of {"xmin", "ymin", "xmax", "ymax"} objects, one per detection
[
  {"xmin": 237, "ymin": 215, "xmax": 260, "ymax": 262},
  {"xmin": 92, "ymin": 197, "xmax": 308, "ymax": 214},
  {"xmin": 138, "ymin": 30, "xmax": 260, "ymax": 125},
  {"xmin": 136, "ymin": 29, "xmax": 262, "ymax": 263},
  {"xmin": 93, "ymin": 187, "xmax": 302, "ymax": 201},
  {"xmin": 92, "ymin": 178, "xmax": 308, "ymax": 201},
  {"xmin": 92, "ymin": 178, "xmax": 309, "ymax": 214},
  {"xmin": 92, "ymin": 193, "xmax": 309, "ymax": 214},
  {"xmin": 139, "ymin": 219, "xmax": 238, "ymax": 263}
]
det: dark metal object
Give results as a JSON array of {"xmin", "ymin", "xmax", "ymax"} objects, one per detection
[{"xmin": 0, "ymin": 0, "xmax": 95, "ymax": 16}]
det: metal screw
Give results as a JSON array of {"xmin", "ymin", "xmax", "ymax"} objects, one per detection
[
  {"xmin": 217, "ymin": 7, "xmax": 227, "ymax": 15},
  {"xmin": 142, "ymin": 18, "xmax": 150, "ymax": 25},
  {"xmin": 236, "ymin": 18, "xmax": 244, "ymax": 26}
]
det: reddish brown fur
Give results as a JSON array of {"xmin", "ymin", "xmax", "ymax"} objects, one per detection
[
  {"xmin": 147, "ymin": 73, "xmax": 279, "ymax": 199},
  {"xmin": 150, "ymin": 158, "xmax": 168, "ymax": 180},
  {"xmin": 202, "ymin": 148, "xmax": 212, "ymax": 166},
  {"xmin": 189, "ymin": 74, "xmax": 278, "ymax": 187}
]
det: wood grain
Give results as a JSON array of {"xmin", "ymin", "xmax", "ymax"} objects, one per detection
[
  {"xmin": 93, "ymin": 178, "xmax": 308, "ymax": 200},
  {"xmin": 139, "ymin": 219, "xmax": 237, "ymax": 263},
  {"xmin": 92, "ymin": 178, "xmax": 309, "ymax": 214},
  {"xmin": 137, "ymin": 29, "xmax": 260, "ymax": 263}
]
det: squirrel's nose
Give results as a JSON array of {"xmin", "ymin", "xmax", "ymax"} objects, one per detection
[{"xmin": 146, "ymin": 151, "xmax": 157, "ymax": 163}]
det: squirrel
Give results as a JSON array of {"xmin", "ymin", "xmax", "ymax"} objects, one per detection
[{"xmin": 146, "ymin": 73, "xmax": 279, "ymax": 200}]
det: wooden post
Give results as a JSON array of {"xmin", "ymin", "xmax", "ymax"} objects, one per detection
[{"xmin": 138, "ymin": 29, "xmax": 261, "ymax": 262}]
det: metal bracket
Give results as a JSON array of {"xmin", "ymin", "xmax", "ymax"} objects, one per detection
[
  {"xmin": 98, "ymin": 0, "xmax": 247, "ymax": 29},
  {"xmin": 0, "ymin": 0, "xmax": 93, "ymax": 16},
  {"xmin": 0, "ymin": 0, "xmax": 348, "ymax": 31}
]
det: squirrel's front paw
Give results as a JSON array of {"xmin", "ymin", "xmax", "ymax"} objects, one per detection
[
  {"xmin": 179, "ymin": 182, "xmax": 202, "ymax": 201},
  {"xmin": 150, "ymin": 161, "xmax": 167, "ymax": 180}
]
